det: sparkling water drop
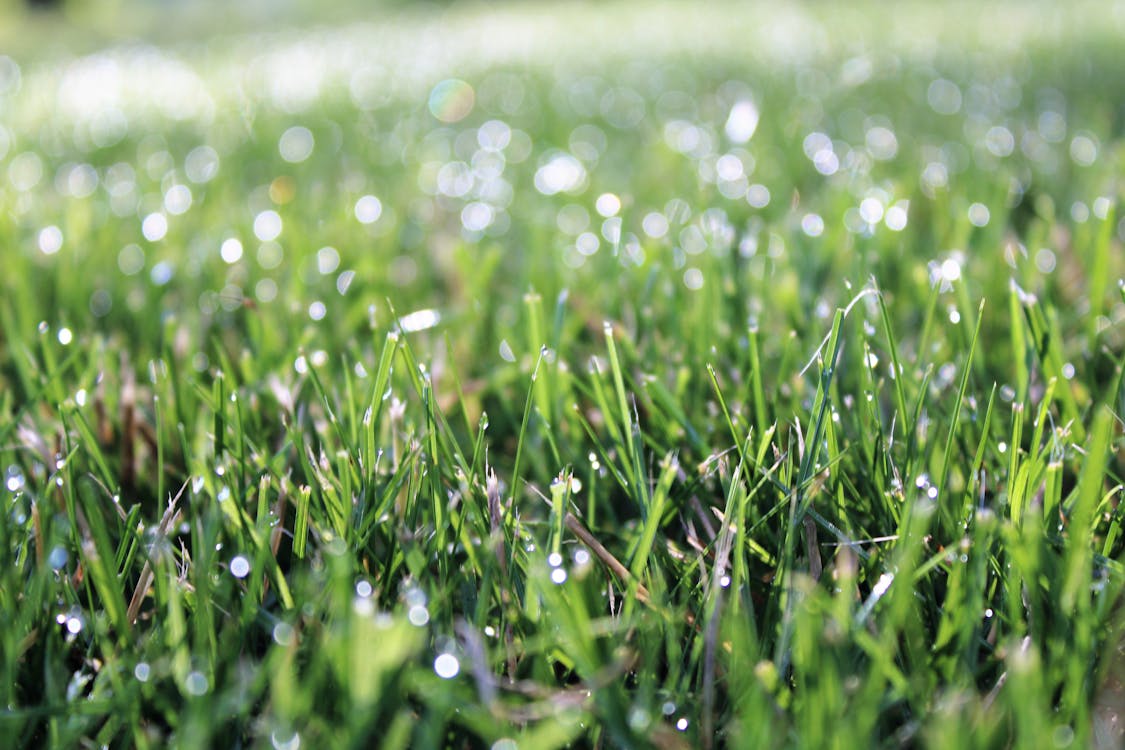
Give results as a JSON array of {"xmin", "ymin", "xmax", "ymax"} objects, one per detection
[
  {"xmin": 434, "ymin": 653, "xmax": 460, "ymax": 679},
  {"xmin": 230, "ymin": 555, "xmax": 251, "ymax": 579}
]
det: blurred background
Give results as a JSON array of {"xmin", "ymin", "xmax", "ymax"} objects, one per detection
[{"xmin": 0, "ymin": 0, "xmax": 455, "ymax": 59}]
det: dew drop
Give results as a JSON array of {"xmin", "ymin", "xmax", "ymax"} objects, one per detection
[
  {"xmin": 627, "ymin": 706, "xmax": 651, "ymax": 731},
  {"xmin": 355, "ymin": 195, "xmax": 382, "ymax": 224},
  {"xmin": 408, "ymin": 604, "xmax": 430, "ymax": 626},
  {"xmin": 230, "ymin": 555, "xmax": 251, "ymax": 579},
  {"xmin": 271, "ymin": 729, "xmax": 301, "ymax": 750},
  {"xmin": 434, "ymin": 653, "xmax": 460, "ymax": 679},
  {"xmin": 184, "ymin": 671, "xmax": 209, "ymax": 696},
  {"xmin": 273, "ymin": 622, "xmax": 295, "ymax": 646},
  {"xmin": 47, "ymin": 546, "xmax": 68, "ymax": 570}
]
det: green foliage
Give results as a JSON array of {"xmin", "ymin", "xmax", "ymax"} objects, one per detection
[{"xmin": 1, "ymin": 2, "xmax": 1124, "ymax": 747}]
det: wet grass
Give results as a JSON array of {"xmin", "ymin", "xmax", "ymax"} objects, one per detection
[{"xmin": 1, "ymin": 2, "xmax": 1125, "ymax": 747}]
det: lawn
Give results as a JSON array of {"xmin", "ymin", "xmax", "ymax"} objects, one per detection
[{"xmin": 1, "ymin": 1, "xmax": 1124, "ymax": 747}]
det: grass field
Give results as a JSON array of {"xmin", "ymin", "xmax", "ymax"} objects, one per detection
[{"xmin": 2, "ymin": 2, "xmax": 1125, "ymax": 747}]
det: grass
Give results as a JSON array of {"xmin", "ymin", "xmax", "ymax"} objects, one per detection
[{"xmin": 1, "ymin": 1, "xmax": 1125, "ymax": 747}]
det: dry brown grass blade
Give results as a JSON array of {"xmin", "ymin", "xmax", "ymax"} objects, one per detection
[
  {"xmin": 127, "ymin": 479, "xmax": 187, "ymax": 625},
  {"xmin": 120, "ymin": 354, "xmax": 137, "ymax": 489},
  {"xmin": 804, "ymin": 514, "xmax": 822, "ymax": 582},
  {"xmin": 564, "ymin": 511, "xmax": 650, "ymax": 605}
]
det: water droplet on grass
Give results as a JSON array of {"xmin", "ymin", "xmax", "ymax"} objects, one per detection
[
  {"xmin": 746, "ymin": 184, "xmax": 770, "ymax": 208},
  {"xmin": 859, "ymin": 197, "xmax": 884, "ymax": 224},
  {"xmin": 534, "ymin": 153, "xmax": 586, "ymax": 195},
  {"xmin": 434, "ymin": 653, "xmax": 460, "ymax": 679},
  {"xmin": 927, "ymin": 78, "xmax": 962, "ymax": 115},
  {"xmin": 885, "ymin": 202, "xmax": 909, "ymax": 231},
  {"xmin": 271, "ymin": 729, "xmax": 301, "ymax": 750},
  {"xmin": 38, "ymin": 225, "xmax": 63, "ymax": 255},
  {"xmin": 408, "ymin": 605, "xmax": 430, "ymax": 626},
  {"xmin": 273, "ymin": 622, "xmax": 295, "ymax": 646},
  {"xmin": 429, "ymin": 79, "xmax": 475, "ymax": 123},
  {"xmin": 595, "ymin": 193, "xmax": 621, "ymax": 217},
  {"xmin": 134, "ymin": 662, "xmax": 151, "ymax": 682},
  {"xmin": 184, "ymin": 671, "xmax": 209, "ymax": 696},
  {"xmin": 725, "ymin": 99, "xmax": 759, "ymax": 143},
  {"xmin": 220, "ymin": 238, "xmax": 243, "ymax": 264},
  {"xmin": 254, "ymin": 210, "xmax": 282, "ymax": 242},
  {"xmin": 314, "ymin": 246, "xmax": 339, "ymax": 275},
  {"xmin": 337, "ymin": 270, "xmax": 355, "ymax": 295},
  {"xmin": 279, "ymin": 126, "xmax": 315, "ymax": 163},
  {"xmin": 968, "ymin": 203, "xmax": 990, "ymax": 227},
  {"xmin": 150, "ymin": 261, "xmax": 173, "ymax": 285},
  {"xmin": 6, "ymin": 467, "xmax": 25, "ymax": 493},
  {"xmin": 355, "ymin": 195, "xmax": 382, "ymax": 224},
  {"xmin": 230, "ymin": 555, "xmax": 250, "ymax": 579},
  {"xmin": 185, "ymin": 145, "xmax": 219, "ymax": 184},
  {"xmin": 142, "ymin": 213, "xmax": 168, "ymax": 242},
  {"xmin": 801, "ymin": 213, "xmax": 824, "ymax": 237},
  {"xmin": 164, "ymin": 184, "xmax": 192, "ymax": 215},
  {"xmin": 627, "ymin": 707, "xmax": 651, "ymax": 731},
  {"xmin": 48, "ymin": 546, "xmax": 68, "ymax": 570}
]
